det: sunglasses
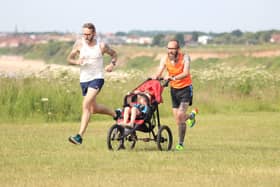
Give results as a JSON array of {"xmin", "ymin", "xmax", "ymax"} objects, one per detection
[{"xmin": 83, "ymin": 33, "xmax": 93, "ymax": 36}]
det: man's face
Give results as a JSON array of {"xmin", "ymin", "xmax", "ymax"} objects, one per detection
[
  {"xmin": 82, "ymin": 28, "xmax": 95, "ymax": 44},
  {"xmin": 167, "ymin": 41, "xmax": 179, "ymax": 61}
]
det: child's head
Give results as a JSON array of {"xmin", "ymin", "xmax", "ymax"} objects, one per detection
[
  {"xmin": 137, "ymin": 92, "xmax": 150, "ymax": 105},
  {"xmin": 138, "ymin": 95, "xmax": 147, "ymax": 105}
]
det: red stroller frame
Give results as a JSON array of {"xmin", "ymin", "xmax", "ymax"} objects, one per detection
[{"xmin": 107, "ymin": 78, "xmax": 173, "ymax": 151}]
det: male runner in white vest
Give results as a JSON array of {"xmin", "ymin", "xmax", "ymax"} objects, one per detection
[{"xmin": 67, "ymin": 23, "xmax": 120, "ymax": 144}]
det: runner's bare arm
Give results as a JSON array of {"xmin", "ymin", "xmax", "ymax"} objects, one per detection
[
  {"xmin": 67, "ymin": 40, "xmax": 82, "ymax": 65},
  {"xmin": 101, "ymin": 43, "xmax": 118, "ymax": 66}
]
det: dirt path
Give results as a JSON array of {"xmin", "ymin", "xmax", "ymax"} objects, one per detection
[{"xmin": 0, "ymin": 56, "xmax": 78, "ymax": 77}]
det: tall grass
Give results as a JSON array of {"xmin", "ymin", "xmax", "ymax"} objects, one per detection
[
  {"xmin": 0, "ymin": 76, "xmax": 80, "ymax": 122},
  {"xmin": 1, "ymin": 51, "xmax": 280, "ymax": 122},
  {"xmin": 191, "ymin": 55, "xmax": 280, "ymax": 113},
  {"xmin": 1, "ymin": 72, "xmax": 279, "ymax": 123},
  {"xmin": 0, "ymin": 70, "xmax": 153, "ymax": 123}
]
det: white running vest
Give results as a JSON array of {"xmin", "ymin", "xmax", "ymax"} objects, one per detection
[{"xmin": 79, "ymin": 39, "xmax": 104, "ymax": 82}]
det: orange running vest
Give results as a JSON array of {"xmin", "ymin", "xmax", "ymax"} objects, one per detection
[{"xmin": 165, "ymin": 53, "xmax": 192, "ymax": 89}]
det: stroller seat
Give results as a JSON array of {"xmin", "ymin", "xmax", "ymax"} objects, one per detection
[{"xmin": 116, "ymin": 91, "xmax": 153, "ymax": 127}]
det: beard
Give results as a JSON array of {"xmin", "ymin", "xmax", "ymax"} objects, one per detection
[
  {"xmin": 85, "ymin": 36, "xmax": 94, "ymax": 44},
  {"xmin": 168, "ymin": 51, "xmax": 178, "ymax": 62}
]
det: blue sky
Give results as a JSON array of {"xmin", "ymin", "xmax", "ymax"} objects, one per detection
[{"xmin": 0, "ymin": 0, "xmax": 279, "ymax": 33}]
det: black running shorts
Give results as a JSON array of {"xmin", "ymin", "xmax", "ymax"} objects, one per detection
[{"xmin": 170, "ymin": 85, "xmax": 193, "ymax": 108}]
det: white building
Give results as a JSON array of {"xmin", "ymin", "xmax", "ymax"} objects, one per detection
[
  {"xmin": 198, "ymin": 35, "xmax": 212, "ymax": 45},
  {"xmin": 126, "ymin": 36, "xmax": 153, "ymax": 45}
]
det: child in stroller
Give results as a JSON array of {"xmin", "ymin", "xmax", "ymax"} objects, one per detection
[
  {"xmin": 107, "ymin": 78, "xmax": 173, "ymax": 151},
  {"xmin": 122, "ymin": 91, "xmax": 151, "ymax": 127}
]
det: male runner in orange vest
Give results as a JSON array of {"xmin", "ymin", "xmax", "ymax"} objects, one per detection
[{"xmin": 153, "ymin": 39, "xmax": 197, "ymax": 151}]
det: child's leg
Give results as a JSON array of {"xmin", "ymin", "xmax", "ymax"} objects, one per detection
[
  {"xmin": 123, "ymin": 107, "xmax": 130, "ymax": 124},
  {"xmin": 128, "ymin": 107, "xmax": 140, "ymax": 127}
]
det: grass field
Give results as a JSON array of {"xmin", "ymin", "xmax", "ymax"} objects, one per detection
[{"xmin": 1, "ymin": 112, "xmax": 279, "ymax": 187}]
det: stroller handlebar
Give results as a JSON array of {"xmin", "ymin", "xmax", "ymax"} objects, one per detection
[{"xmin": 147, "ymin": 77, "xmax": 170, "ymax": 87}]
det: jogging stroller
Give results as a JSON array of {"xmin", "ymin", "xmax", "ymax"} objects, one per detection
[{"xmin": 107, "ymin": 78, "xmax": 173, "ymax": 151}]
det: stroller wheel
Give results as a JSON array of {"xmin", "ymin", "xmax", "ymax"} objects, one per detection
[
  {"xmin": 107, "ymin": 124, "xmax": 125, "ymax": 151},
  {"xmin": 123, "ymin": 128, "xmax": 137, "ymax": 150},
  {"xmin": 157, "ymin": 125, "xmax": 173, "ymax": 151}
]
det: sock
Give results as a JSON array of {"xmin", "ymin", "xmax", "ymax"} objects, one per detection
[
  {"xmin": 189, "ymin": 112, "xmax": 195, "ymax": 119},
  {"xmin": 178, "ymin": 123, "xmax": 186, "ymax": 145}
]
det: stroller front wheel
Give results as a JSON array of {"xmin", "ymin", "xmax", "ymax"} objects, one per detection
[
  {"xmin": 123, "ymin": 127, "xmax": 137, "ymax": 150},
  {"xmin": 107, "ymin": 124, "xmax": 125, "ymax": 151},
  {"xmin": 157, "ymin": 125, "xmax": 173, "ymax": 151}
]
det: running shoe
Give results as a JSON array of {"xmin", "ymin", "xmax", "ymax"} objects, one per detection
[
  {"xmin": 175, "ymin": 144, "xmax": 184, "ymax": 151},
  {"xmin": 187, "ymin": 108, "xmax": 198, "ymax": 128},
  {"xmin": 68, "ymin": 134, "xmax": 83, "ymax": 145},
  {"xmin": 113, "ymin": 108, "xmax": 122, "ymax": 120}
]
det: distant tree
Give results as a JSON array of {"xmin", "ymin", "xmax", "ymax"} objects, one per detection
[
  {"xmin": 152, "ymin": 34, "xmax": 165, "ymax": 46},
  {"xmin": 256, "ymin": 31, "xmax": 273, "ymax": 43},
  {"xmin": 231, "ymin": 29, "xmax": 243, "ymax": 37},
  {"xmin": 191, "ymin": 31, "xmax": 200, "ymax": 41},
  {"xmin": 174, "ymin": 33, "xmax": 185, "ymax": 47},
  {"xmin": 243, "ymin": 32, "xmax": 258, "ymax": 44},
  {"xmin": 115, "ymin": 32, "xmax": 127, "ymax": 36},
  {"xmin": 211, "ymin": 33, "xmax": 232, "ymax": 44}
]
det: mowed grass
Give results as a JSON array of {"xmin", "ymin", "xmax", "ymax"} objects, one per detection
[{"xmin": 0, "ymin": 112, "xmax": 279, "ymax": 187}]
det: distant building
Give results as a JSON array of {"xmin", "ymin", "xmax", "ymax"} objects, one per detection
[
  {"xmin": 270, "ymin": 34, "xmax": 280, "ymax": 43},
  {"xmin": 198, "ymin": 35, "xmax": 212, "ymax": 45},
  {"xmin": 0, "ymin": 35, "xmax": 35, "ymax": 48},
  {"xmin": 98, "ymin": 33, "xmax": 126, "ymax": 45},
  {"xmin": 184, "ymin": 34, "xmax": 193, "ymax": 43},
  {"xmin": 125, "ymin": 36, "xmax": 153, "ymax": 45},
  {"xmin": 0, "ymin": 33, "xmax": 77, "ymax": 48},
  {"xmin": 138, "ymin": 37, "xmax": 153, "ymax": 45}
]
